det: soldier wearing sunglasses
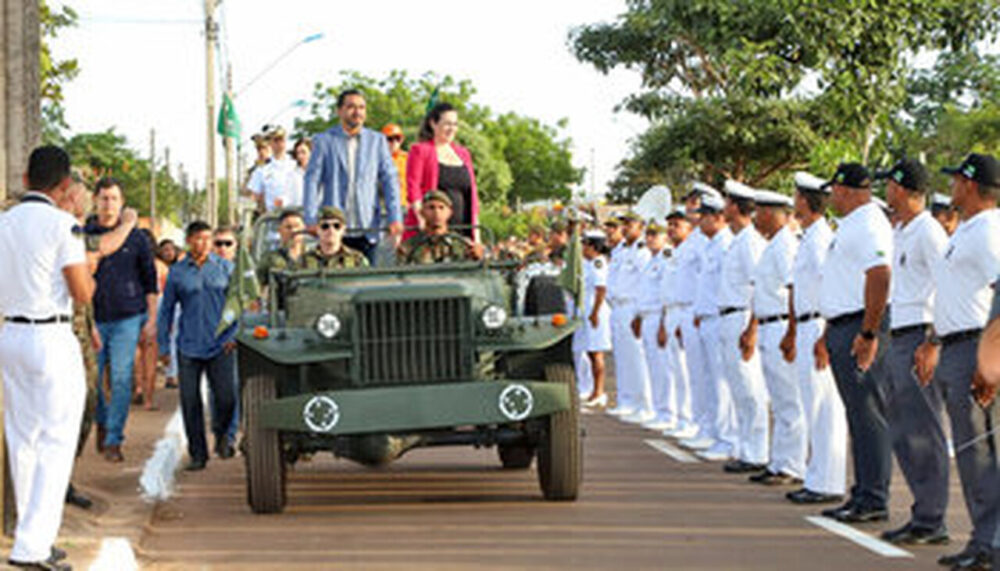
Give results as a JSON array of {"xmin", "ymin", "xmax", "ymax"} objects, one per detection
[{"xmin": 304, "ymin": 206, "xmax": 368, "ymax": 269}]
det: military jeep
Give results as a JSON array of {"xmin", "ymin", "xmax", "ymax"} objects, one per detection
[{"xmin": 237, "ymin": 217, "xmax": 582, "ymax": 513}]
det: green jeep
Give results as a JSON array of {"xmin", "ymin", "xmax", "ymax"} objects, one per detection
[{"xmin": 237, "ymin": 216, "xmax": 582, "ymax": 513}]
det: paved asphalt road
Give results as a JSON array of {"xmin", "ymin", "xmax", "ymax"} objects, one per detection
[{"xmin": 137, "ymin": 403, "xmax": 972, "ymax": 570}]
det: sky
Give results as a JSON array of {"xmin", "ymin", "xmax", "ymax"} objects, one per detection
[{"xmin": 51, "ymin": 0, "xmax": 647, "ymax": 199}]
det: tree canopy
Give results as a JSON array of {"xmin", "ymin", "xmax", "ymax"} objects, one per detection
[{"xmin": 571, "ymin": 0, "xmax": 1000, "ymax": 201}]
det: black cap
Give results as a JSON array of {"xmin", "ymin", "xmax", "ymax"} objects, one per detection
[
  {"xmin": 822, "ymin": 163, "xmax": 871, "ymax": 190},
  {"xmin": 875, "ymin": 158, "xmax": 929, "ymax": 193},
  {"xmin": 941, "ymin": 153, "xmax": 1000, "ymax": 187}
]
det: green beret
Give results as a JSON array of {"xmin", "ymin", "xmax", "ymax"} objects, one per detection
[
  {"xmin": 318, "ymin": 206, "xmax": 346, "ymax": 224},
  {"xmin": 424, "ymin": 189, "xmax": 452, "ymax": 208}
]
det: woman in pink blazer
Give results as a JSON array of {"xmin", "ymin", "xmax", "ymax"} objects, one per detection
[{"xmin": 405, "ymin": 103, "xmax": 480, "ymax": 241}]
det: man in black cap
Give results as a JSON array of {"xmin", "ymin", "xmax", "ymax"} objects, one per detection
[
  {"xmin": 877, "ymin": 158, "xmax": 951, "ymax": 545},
  {"xmin": 816, "ymin": 162, "xmax": 894, "ymax": 524},
  {"xmin": 915, "ymin": 153, "xmax": 1000, "ymax": 569}
]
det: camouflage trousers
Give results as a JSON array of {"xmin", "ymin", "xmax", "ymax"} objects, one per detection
[{"xmin": 75, "ymin": 344, "xmax": 100, "ymax": 458}]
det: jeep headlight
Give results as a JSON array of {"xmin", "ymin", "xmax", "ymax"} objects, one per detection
[
  {"xmin": 315, "ymin": 313, "xmax": 342, "ymax": 339},
  {"xmin": 481, "ymin": 305, "xmax": 508, "ymax": 330}
]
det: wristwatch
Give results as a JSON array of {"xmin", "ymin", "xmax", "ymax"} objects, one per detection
[{"xmin": 860, "ymin": 329, "xmax": 876, "ymax": 341}]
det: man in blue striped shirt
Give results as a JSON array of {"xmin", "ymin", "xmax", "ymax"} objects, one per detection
[{"xmin": 157, "ymin": 221, "xmax": 237, "ymax": 471}]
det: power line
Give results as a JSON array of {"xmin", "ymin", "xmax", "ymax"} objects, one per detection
[{"xmin": 78, "ymin": 16, "xmax": 201, "ymax": 26}]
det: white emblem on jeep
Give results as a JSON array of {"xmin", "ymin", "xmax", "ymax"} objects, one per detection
[
  {"xmin": 498, "ymin": 384, "xmax": 534, "ymax": 421},
  {"xmin": 303, "ymin": 395, "xmax": 341, "ymax": 433}
]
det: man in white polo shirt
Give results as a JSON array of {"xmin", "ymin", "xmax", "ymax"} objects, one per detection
[
  {"xmin": 784, "ymin": 172, "xmax": 848, "ymax": 505},
  {"xmin": 816, "ymin": 162, "xmax": 894, "ymax": 524},
  {"xmin": 0, "ymin": 145, "xmax": 94, "ymax": 570},
  {"xmin": 876, "ymin": 158, "xmax": 950, "ymax": 546},
  {"xmin": 915, "ymin": 153, "xmax": 1000, "ymax": 570},
  {"xmin": 715, "ymin": 180, "xmax": 768, "ymax": 469},
  {"xmin": 746, "ymin": 189, "xmax": 806, "ymax": 486}
]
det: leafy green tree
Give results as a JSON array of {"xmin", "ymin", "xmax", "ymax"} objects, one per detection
[
  {"xmin": 40, "ymin": 0, "xmax": 79, "ymax": 143},
  {"xmin": 483, "ymin": 114, "xmax": 582, "ymax": 205}
]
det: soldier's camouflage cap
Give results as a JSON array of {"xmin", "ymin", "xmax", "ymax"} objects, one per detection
[
  {"xmin": 424, "ymin": 189, "xmax": 452, "ymax": 207},
  {"xmin": 616, "ymin": 211, "xmax": 642, "ymax": 224},
  {"xmin": 318, "ymin": 206, "xmax": 346, "ymax": 224},
  {"xmin": 645, "ymin": 221, "xmax": 667, "ymax": 233}
]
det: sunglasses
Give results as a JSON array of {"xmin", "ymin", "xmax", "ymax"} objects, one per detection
[
  {"xmin": 387, "ymin": 136, "xmax": 402, "ymax": 143},
  {"xmin": 319, "ymin": 221, "xmax": 343, "ymax": 231},
  {"xmin": 214, "ymin": 240, "xmax": 235, "ymax": 247}
]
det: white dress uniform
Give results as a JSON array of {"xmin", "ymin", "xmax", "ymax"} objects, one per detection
[
  {"xmin": 717, "ymin": 223, "xmax": 769, "ymax": 464},
  {"xmin": 753, "ymin": 223, "xmax": 806, "ymax": 478},
  {"xmin": 607, "ymin": 239, "xmax": 652, "ymax": 416},
  {"xmin": 793, "ymin": 217, "xmax": 847, "ymax": 495},
  {"xmin": 637, "ymin": 245, "xmax": 674, "ymax": 426},
  {"xmin": 248, "ymin": 156, "xmax": 298, "ymax": 212},
  {"xmin": 663, "ymin": 236, "xmax": 694, "ymax": 435},
  {"xmin": 582, "ymin": 255, "xmax": 612, "ymax": 352},
  {"xmin": 693, "ymin": 226, "xmax": 738, "ymax": 454},
  {"xmin": 0, "ymin": 192, "xmax": 87, "ymax": 562},
  {"xmin": 567, "ymin": 289, "xmax": 593, "ymax": 399},
  {"xmin": 931, "ymin": 207, "xmax": 1000, "ymax": 549},
  {"xmin": 674, "ymin": 228, "xmax": 706, "ymax": 439}
]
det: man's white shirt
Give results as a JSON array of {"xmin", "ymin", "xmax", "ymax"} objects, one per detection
[
  {"xmin": 719, "ymin": 225, "xmax": 765, "ymax": 310},
  {"xmin": 890, "ymin": 210, "xmax": 948, "ymax": 328},
  {"xmin": 694, "ymin": 226, "xmax": 733, "ymax": 317},
  {"xmin": 753, "ymin": 225, "xmax": 798, "ymax": 318},
  {"xmin": 790, "ymin": 218, "xmax": 833, "ymax": 316},
  {"xmin": 820, "ymin": 202, "xmax": 894, "ymax": 319},
  {"xmin": 932, "ymin": 208, "xmax": 1000, "ymax": 335}
]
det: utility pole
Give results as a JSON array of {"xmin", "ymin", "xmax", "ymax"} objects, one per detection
[
  {"xmin": 225, "ymin": 64, "xmax": 236, "ymax": 225},
  {"xmin": 589, "ymin": 147, "xmax": 596, "ymax": 198},
  {"xmin": 149, "ymin": 128, "xmax": 156, "ymax": 227},
  {"xmin": 204, "ymin": 0, "xmax": 218, "ymax": 227}
]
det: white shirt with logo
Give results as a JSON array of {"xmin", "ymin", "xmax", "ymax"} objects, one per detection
[
  {"xmin": 890, "ymin": 210, "xmax": 948, "ymax": 328},
  {"xmin": 820, "ymin": 202, "xmax": 893, "ymax": 319},
  {"xmin": 932, "ymin": 208, "xmax": 1000, "ymax": 336}
]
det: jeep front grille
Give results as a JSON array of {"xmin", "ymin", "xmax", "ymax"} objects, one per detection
[{"xmin": 355, "ymin": 298, "xmax": 473, "ymax": 386}]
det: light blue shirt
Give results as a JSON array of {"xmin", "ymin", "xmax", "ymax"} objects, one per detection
[
  {"xmin": 302, "ymin": 125, "xmax": 402, "ymax": 240},
  {"xmin": 157, "ymin": 252, "xmax": 235, "ymax": 360}
]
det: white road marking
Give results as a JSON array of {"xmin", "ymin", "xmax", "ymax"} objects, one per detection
[
  {"xmin": 805, "ymin": 516, "xmax": 913, "ymax": 558},
  {"xmin": 89, "ymin": 537, "xmax": 139, "ymax": 571},
  {"xmin": 139, "ymin": 406, "xmax": 185, "ymax": 501},
  {"xmin": 644, "ymin": 439, "xmax": 699, "ymax": 463}
]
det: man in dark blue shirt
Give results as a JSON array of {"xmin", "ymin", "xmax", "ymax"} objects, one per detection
[
  {"xmin": 85, "ymin": 178, "xmax": 158, "ymax": 462},
  {"xmin": 157, "ymin": 220, "xmax": 237, "ymax": 471}
]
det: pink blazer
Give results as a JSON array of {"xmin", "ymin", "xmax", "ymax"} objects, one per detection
[{"xmin": 404, "ymin": 140, "xmax": 480, "ymax": 235}]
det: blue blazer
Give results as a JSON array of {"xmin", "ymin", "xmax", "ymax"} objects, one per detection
[{"xmin": 302, "ymin": 125, "xmax": 402, "ymax": 240}]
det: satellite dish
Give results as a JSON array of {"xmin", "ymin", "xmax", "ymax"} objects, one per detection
[{"xmin": 633, "ymin": 185, "xmax": 673, "ymax": 222}]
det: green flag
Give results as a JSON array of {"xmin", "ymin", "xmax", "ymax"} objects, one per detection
[
  {"xmin": 217, "ymin": 93, "xmax": 241, "ymax": 139},
  {"xmin": 558, "ymin": 222, "xmax": 583, "ymax": 308},
  {"xmin": 217, "ymin": 235, "xmax": 260, "ymax": 336},
  {"xmin": 425, "ymin": 85, "xmax": 440, "ymax": 113}
]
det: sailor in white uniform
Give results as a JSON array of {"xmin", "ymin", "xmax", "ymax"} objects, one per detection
[
  {"xmin": 663, "ymin": 207, "xmax": 697, "ymax": 438},
  {"xmin": 785, "ymin": 172, "xmax": 849, "ymax": 505},
  {"xmin": 0, "ymin": 146, "xmax": 93, "ymax": 570},
  {"xmin": 580, "ymin": 230, "xmax": 612, "ymax": 407},
  {"xmin": 635, "ymin": 221, "xmax": 674, "ymax": 428},
  {"xmin": 747, "ymin": 189, "xmax": 806, "ymax": 485},
  {"xmin": 715, "ymin": 180, "xmax": 768, "ymax": 467}
]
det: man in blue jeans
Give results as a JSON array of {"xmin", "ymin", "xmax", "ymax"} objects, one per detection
[
  {"xmin": 86, "ymin": 177, "xmax": 158, "ymax": 462},
  {"xmin": 157, "ymin": 221, "xmax": 237, "ymax": 471}
]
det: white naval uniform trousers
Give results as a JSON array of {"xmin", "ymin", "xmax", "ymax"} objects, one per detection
[
  {"xmin": 665, "ymin": 304, "xmax": 693, "ymax": 430},
  {"xmin": 673, "ymin": 230, "xmax": 707, "ymax": 437},
  {"xmin": 610, "ymin": 241, "xmax": 652, "ymax": 413},
  {"xmin": 639, "ymin": 250, "xmax": 673, "ymax": 423}
]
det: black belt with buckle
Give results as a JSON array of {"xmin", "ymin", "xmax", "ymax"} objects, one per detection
[
  {"xmin": 797, "ymin": 312, "xmax": 822, "ymax": 323},
  {"xmin": 827, "ymin": 310, "xmax": 864, "ymax": 327},
  {"xmin": 890, "ymin": 323, "xmax": 929, "ymax": 338},
  {"xmin": 5, "ymin": 315, "xmax": 72, "ymax": 325},
  {"xmin": 758, "ymin": 314, "xmax": 789, "ymax": 325},
  {"xmin": 719, "ymin": 306, "xmax": 747, "ymax": 317},
  {"xmin": 940, "ymin": 328, "xmax": 982, "ymax": 347}
]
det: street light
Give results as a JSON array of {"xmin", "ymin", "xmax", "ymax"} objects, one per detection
[{"xmin": 235, "ymin": 32, "xmax": 325, "ymax": 98}]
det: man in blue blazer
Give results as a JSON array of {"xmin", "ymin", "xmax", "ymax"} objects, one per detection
[{"xmin": 303, "ymin": 89, "xmax": 403, "ymax": 257}]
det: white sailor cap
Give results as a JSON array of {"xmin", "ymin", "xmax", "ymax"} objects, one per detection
[
  {"xmin": 793, "ymin": 171, "xmax": 829, "ymax": 194},
  {"xmin": 665, "ymin": 206, "xmax": 687, "ymax": 220},
  {"xmin": 583, "ymin": 229, "xmax": 606, "ymax": 241},
  {"xmin": 930, "ymin": 192, "xmax": 951, "ymax": 210},
  {"xmin": 697, "ymin": 192, "xmax": 725, "ymax": 214},
  {"xmin": 754, "ymin": 189, "xmax": 794, "ymax": 208},
  {"xmin": 684, "ymin": 181, "xmax": 719, "ymax": 200},
  {"xmin": 723, "ymin": 179, "xmax": 757, "ymax": 201}
]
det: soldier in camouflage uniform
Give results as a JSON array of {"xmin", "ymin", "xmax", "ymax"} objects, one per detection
[
  {"xmin": 257, "ymin": 208, "xmax": 308, "ymax": 284},
  {"xmin": 303, "ymin": 206, "xmax": 369, "ymax": 269},
  {"xmin": 524, "ymin": 224, "xmax": 549, "ymax": 265},
  {"xmin": 397, "ymin": 190, "xmax": 483, "ymax": 265}
]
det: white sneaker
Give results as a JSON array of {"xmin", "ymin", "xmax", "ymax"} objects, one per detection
[
  {"xmin": 666, "ymin": 425, "xmax": 698, "ymax": 439},
  {"xmin": 642, "ymin": 418, "xmax": 676, "ymax": 432},
  {"xmin": 606, "ymin": 406, "xmax": 635, "ymax": 417},
  {"xmin": 622, "ymin": 410, "xmax": 656, "ymax": 424},
  {"xmin": 583, "ymin": 393, "xmax": 609, "ymax": 408},
  {"xmin": 681, "ymin": 436, "xmax": 715, "ymax": 450}
]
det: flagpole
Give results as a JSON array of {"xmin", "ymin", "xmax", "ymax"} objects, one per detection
[{"xmin": 225, "ymin": 64, "xmax": 237, "ymax": 225}]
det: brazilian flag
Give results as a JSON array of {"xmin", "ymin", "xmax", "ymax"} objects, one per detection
[{"xmin": 217, "ymin": 235, "xmax": 260, "ymax": 336}]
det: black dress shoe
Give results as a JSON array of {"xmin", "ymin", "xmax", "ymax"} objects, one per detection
[
  {"xmin": 50, "ymin": 548, "xmax": 67, "ymax": 562},
  {"xmin": 215, "ymin": 437, "xmax": 235, "ymax": 459},
  {"xmin": 64, "ymin": 485, "xmax": 92, "ymax": 510},
  {"xmin": 786, "ymin": 488, "xmax": 844, "ymax": 505},
  {"xmin": 723, "ymin": 460, "xmax": 766, "ymax": 473},
  {"xmin": 950, "ymin": 551, "xmax": 992, "ymax": 570},
  {"xmin": 880, "ymin": 522, "xmax": 949, "ymax": 545},
  {"xmin": 8, "ymin": 555, "xmax": 71, "ymax": 570},
  {"xmin": 940, "ymin": 544, "xmax": 983, "ymax": 566},
  {"xmin": 821, "ymin": 499, "xmax": 856, "ymax": 519},
  {"xmin": 834, "ymin": 504, "xmax": 889, "ymax": 523},
  {"xmin": 749, "ymin": 470, "xmax": 803, "ymax": 486},
  {"xmin": 184, "ymin": 459, "xmax": 207, "ymax": 471}
]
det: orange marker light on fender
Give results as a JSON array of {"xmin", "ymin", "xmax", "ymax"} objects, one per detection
[
  {"xmin": 253, "ymin": 326, "xmax": 269, "ymax": 339},
  {"xmin": 551, "ymin": 314, "xmax": 568, "ymax": 327}
]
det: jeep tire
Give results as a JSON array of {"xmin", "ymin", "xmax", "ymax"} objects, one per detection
[
  {"xmin": 537, "ymin": 363, "xmax": 582, "ymax": 500},
  {"xmin": 244, "ymin": 374, "xmax": 287, "ymax": 513}
]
